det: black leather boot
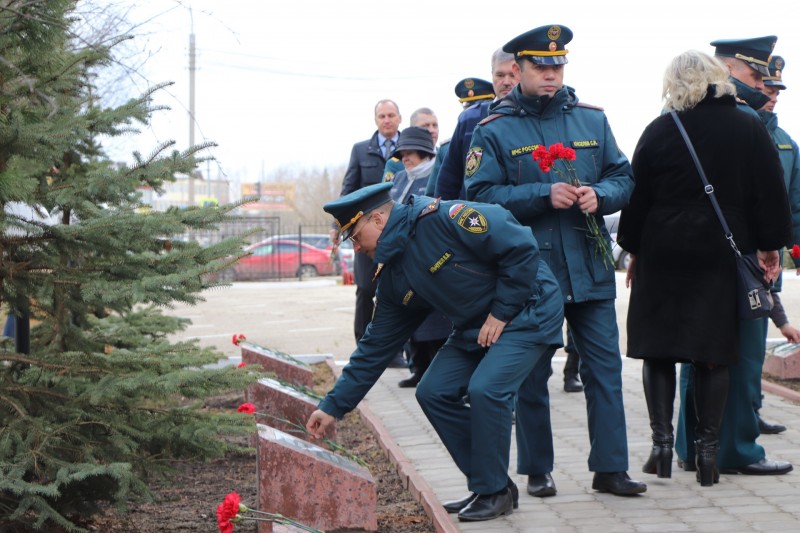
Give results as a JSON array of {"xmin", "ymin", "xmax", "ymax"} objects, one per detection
[
  {"xmin": 695, "ymin": 439, "xmax": 720, "ymax": 486},
  {"xmin": 641, "ymin": 360, "xmax": 675, "ymax": 478},
  {"xmin": 563, "ymin": 350, "xmax": 583, "ymax": 392},
  {"xmin": 692, "ymin": 363, "xmax": 729, "ymax": 487}
]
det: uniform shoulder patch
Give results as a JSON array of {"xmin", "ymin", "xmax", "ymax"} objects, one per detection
[
  {"xmin": 478, "ymin": 113, "xmax": 505, "ymax": 126},
  {"xmin": 448, "ymin": 203, "xmax": 466, "ymax": 219},
  {"xmin": 383, "ymin": 171, "xmax": 395, "ymax": 182},
  {"xmin": 576, "ymin": 102, "xmax": 605, "ymax": 111},
  {"xmin": 465, "ymin": 147, "xmax": 483, "ymax": 177},
  {"xmin": 417, "ymin": 198, "xmax": 440, "ymax": 218},
  {"xmin": 456, "ymin": 206, "xmax": 488, "ymax": 234}
]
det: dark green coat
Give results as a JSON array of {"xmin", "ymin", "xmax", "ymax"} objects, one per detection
[{"xmin": 319, "ymin": 197, "xmax": 564, "ymax": 418}]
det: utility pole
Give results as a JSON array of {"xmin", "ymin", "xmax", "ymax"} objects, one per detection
[{"xmin": 188, "ymin": 11, "xmax": 196, "ymax": 207}]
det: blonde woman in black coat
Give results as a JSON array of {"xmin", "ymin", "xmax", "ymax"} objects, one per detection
[{"xmin": 617, "ymin": 50, "xmax": 791, "ymax": 486}]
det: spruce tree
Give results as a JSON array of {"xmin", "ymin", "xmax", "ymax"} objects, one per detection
[{"xmin": 0, "ymin": 2, "xmax": 258, "ymax": 530}]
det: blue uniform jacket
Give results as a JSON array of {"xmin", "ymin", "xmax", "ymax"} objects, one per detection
[
  {"xmin": 424, "ymin": 140, "xmax": 450, "ymax": 196},
  {"xmin": 436, "ymin": 100, "xmax": 492, "ymax": 200},
  {"xmin": 759, "ymin": 110, "xmax": 800, "ymax": 266},
  {"xmin": 318, "ymin": 197, "xmax": 564, "ymax": 418},
  {"xmin": 465, "ymin": 85, "xmax": 634, "ymax": 303}
]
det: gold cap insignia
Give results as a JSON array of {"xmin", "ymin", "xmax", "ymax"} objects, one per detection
[
  {"xmin": 548, "ymin": 26, "xmax": 561, "ymax": 40},
  {"xmin": 465, "ymin": 78, "xmax": 475, "ymax": 89}
]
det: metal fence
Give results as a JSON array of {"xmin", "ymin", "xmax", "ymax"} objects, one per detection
[{"xmin": 192, "ymin": 218, "xmax": 341, "ymax": 282}]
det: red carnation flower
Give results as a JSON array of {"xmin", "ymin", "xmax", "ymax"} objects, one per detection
[
  {"xmin": 532, "ymin": 145, "xmax": 553, "ymax": 172},
  {"xmin": 232, "ymin": 333, "xmax": 246, "ymax": 346},
  {"xmin": 237, "ymin": 403, "xmax": 256, "ymax": 414},
  {"xmin": 237, "ymin": 362, "xmax": 247, "ymax": 368},
  {"xmin": 791, "ymin": 244, "xmax": 800, "ymax": 259},
  {"xmin": 548, "ymin": 142, "xmax": 576, "ymax": 161},
  {"xmin": 216, "ymin": 492, "xmax": 241, "ymax": 533}
]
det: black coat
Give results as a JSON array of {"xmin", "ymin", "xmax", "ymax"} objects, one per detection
[
  {"xmin": 618, "ymin": 94, "xmax": 792, "ymax": 365},
  {"xmin": 340, "ymin": 131, "xmax": 388, "ymax": 289}
]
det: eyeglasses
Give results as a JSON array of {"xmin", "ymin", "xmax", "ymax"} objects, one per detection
[{"xmin": 348, "ymin": 216, "xmax": 370, "ymax": 244}]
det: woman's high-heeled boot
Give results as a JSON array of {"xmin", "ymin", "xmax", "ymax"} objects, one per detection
[
  {"xmin": 641, "ymin": 360, "xmax": 675, "ymax": 478},
  {"xmin": 695, "ymin": 440, "xmax": 720, "ymax": 486},
  {"xmin": 692, "ymin": 363, "xmax": 729, "ymax": 487}
]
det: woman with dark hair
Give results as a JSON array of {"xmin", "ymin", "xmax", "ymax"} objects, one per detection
[{"xmin": 618, "ymin": 50, "xmax": 791, "ymax": 486}]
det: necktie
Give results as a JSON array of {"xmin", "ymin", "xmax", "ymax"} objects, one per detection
[{"xmin": 383, "ymin": 139, "xmax": 394, "ymax": 160}]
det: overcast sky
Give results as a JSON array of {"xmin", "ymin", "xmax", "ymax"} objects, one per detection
[{"xmin": 115, "ymin": 0, "xmax": 800, "ymax": 191}]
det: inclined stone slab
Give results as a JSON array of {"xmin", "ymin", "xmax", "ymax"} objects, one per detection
[
  {"xmin": 256, "ymin": 424, "xmax": 377, "ymax": 533},
  {"xmin": 764, "ymin": 342, "xmax": 800, "ymax": 379},
  {"xmin": 246, "ymin": 377, "xmax": 334, "ymax": 442},
  {"xmin": 241, "ymin": 344, "xmax": 313, "ymax": 387}
]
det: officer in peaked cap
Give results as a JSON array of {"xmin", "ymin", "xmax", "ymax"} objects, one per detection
[
  {"xmin": 502, "ymin": 24, "xmax": 572, "ymax": 65},
  {"xmin": 709, "ymin": 35, "xmax": 777, "ymax": 111},
  {"xmin": 455, "ymin": 78, "xmax": 495, "ymax": 108},
  {"xmin": 750, "ymin": 53, "xmax": 800, "ymax": 439},
  {"xmin": 465, "ymin": 23, "xmax": 646, "ymax": 497},
  {"xmin": 764, "ymin": 55, "xmax": 787, "ymax": 90},
  {"xmin": 710, "ymin": 36, "xmax": 776, "ymax": 76},
  {"xmin": 310, "ymin": 181, "xmax": 565, "ymax": 521},
  {"xmin": 326, "ymin": 182, "xmax": 394, "ymax": 242}
]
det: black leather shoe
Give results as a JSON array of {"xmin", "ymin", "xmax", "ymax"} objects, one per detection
[
  {"xmin": 758, "ymin": 415, "xmax": 787, "ymax": 435},
  {"xmin": 397, "ymin": 373, "xmax": 420, "ymax": 388},
  {"xmin": 442, "ymin": 492, "xmax": 476, "ymax": 514},
  {"xmin": 527, "ymin": 473, "xmax": 557, "ymax": 497},
  {"xmin": 457, "ymin": 489, "xmax": 513, "ymax": 522},
  {"xmin": 720, "ymin": 458, "xmax": 793, "ymax": 475},
  {"xmin": 677, "ymin": 457, "xmax": 697, "ymax": 472},
  {"xmin": 564, "ymin": 373, "xmax": 583, "ymax": 393},
  {"xmin": 592, "ymin": 472, "xmax": 647, "ymax": 495},
  {"xmin": 443, "ymin": 478, "xmax": 518, "ymax": 513}
]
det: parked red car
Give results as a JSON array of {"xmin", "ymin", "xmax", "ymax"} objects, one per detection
[{"xmin": 217, "ymin": 239, "xmax": 335, "ymax": 281}]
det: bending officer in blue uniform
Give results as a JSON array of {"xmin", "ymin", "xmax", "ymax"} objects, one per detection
[
  {"xmin": 306, "ymin": 182, "xmax": 564, "ymax": 522},
  {"xmin": 465, "ymin": 24, "xmax": 646, "ymax": 496}
]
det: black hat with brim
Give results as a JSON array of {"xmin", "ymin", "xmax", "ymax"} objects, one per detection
[{"xmin": 391, "ymin": 126, "xmax": 435, "ymax": 160}]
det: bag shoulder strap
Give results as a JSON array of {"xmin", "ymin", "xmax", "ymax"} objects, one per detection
[{"xmin": 670, "ymin": 111, "xmax": 741, "ymax": 257}]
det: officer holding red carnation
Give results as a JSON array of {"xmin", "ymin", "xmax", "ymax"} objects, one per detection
[{"xmin": 465, "ymin": 24, "xmax": 644, "ymax": 497}]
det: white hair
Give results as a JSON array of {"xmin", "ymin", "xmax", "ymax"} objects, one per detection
[{"xmin": 662, "ymin": 50, "xmax": 736, "ymax": 112}]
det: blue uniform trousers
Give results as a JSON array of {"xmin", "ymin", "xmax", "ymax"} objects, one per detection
[
  {"xmin": 416, "ymin": 333, "xmax": 556, "ymax": 495},
  {"xmin": 517, "ymin": 300, "xmax": 629, "ymax": 473},
  {"xmin": 676, "ymin": 319, "xmax": 766, "ymax": 468}
]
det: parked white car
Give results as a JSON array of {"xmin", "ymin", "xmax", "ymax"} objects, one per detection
[{"xmin": 603, "ymin": 212, "xmax": 632, "ymax": 271}]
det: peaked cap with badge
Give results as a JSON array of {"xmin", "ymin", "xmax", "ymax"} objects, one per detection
[
  {"xmin": 503, "ymin": 24, "xmax": 572, "ymax": 65},
  {"xmin": 324, "ymin": 182, "xmax": 394, "ymax": 241},
  {"xmin": 764, "ymin": 55, "xmax": 787, "ymax": 90},
  {"xmin": 710, "ymin": 35, "xmax": 777, "ymax": 76},
  {"xmin": 454, "ymin": 77, "xmax": 495, "ymax": 104}
]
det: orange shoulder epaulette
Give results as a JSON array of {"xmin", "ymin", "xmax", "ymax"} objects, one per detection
[
  {"xmin": 576, "ymin": 102, "xmax": 605, "ymax": 111},
  {"xmin": 478, "ymin": 113, "xmax": 506, "ymax": 126},
  {"xmin": 417, "ymin": 198, "xmax": 440, "ymax": 218}
]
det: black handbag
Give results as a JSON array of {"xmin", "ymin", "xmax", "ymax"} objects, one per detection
[{"xmin": 670, "ymin": 111, "xmax": 773, "ymax": 320}]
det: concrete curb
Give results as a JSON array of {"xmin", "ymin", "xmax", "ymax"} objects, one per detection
[
  {"xmin": 326, "ymin": 360, "xmax": 458, "ymax": 533},
  {"xmin": 762, "ymin": 378, "xmax": 800, "ymax": 404}
]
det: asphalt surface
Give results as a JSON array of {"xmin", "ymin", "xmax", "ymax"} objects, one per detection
[{"xmin": 169, "ymin": 273, "xmax": 800, "ymax": 532}]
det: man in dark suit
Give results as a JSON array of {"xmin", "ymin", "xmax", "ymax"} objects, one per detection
[{"xmin": 339, "ymin": 99, "xmax": 402, "ymax": 346}]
